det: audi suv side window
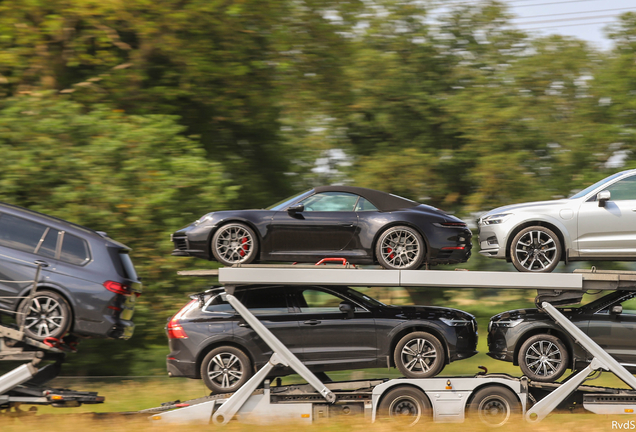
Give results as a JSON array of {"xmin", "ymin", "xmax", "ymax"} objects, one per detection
[
  {"xmin": 204, "ymin": 294, "xmax": 234, "ymax": 314},
  {"xmin": 59, "ymin": 233, "xmax": 90, "ymax": 265},
  {"xmin": 299, "ymin": 192, "xmax": 359, "ymax": 212},
  {"xmin": 237, "ymin": 288, "xmax": 290, "ymax": 315},
  {"xmin": 298, "ymin": 288, "xmax": 365, "ymax": 313},
  {"xmin": 602, "ymin": 175, "xmax": 636, "ymax": 201},
  {"xmin": 0, "ymin": 213, "xmax": 47, "ymax": 253}
]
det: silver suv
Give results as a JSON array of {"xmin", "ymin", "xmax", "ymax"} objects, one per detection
[{"xmin": 478, "ymin": 169, "xmax": 636, "ymax": 272}]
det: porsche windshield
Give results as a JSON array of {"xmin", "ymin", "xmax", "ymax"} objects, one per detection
[{"xmin": 267, "ymin": 189, "xmax": 313, "ymax": 211}]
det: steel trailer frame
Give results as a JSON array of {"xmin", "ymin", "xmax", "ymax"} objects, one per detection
[{"xmin": 151, "ymin": 266, "xmax": 636, "ymax": 425}]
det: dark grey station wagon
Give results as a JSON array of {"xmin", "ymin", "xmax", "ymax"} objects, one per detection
[{"xmin": 0, "ymin": 203, "xmax": 142, "ymax": 341}]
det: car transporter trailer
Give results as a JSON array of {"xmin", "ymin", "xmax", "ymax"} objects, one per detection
[
  {"xmin": 0, "ymin": 262, "xmax": 104, "ymax": 415},
  {"xmin": 145, "ymin": 265, "xmax": 636, "ymax": 426}
]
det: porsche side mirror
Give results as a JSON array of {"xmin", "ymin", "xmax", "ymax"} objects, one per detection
[
  {"xmin": 597, "ymin": 190, "xmax": 611, "ymax": 207},
  {"xmin": 611, "ymin": 305, "xmax": 623, "ymax": 315},
  {"xmin": 287, "ymin": 204, "xmax": 304, "ymax": 214},
  {"xmin": 339, "ymin": 302, "xmax": 354, "ymax": 319}
]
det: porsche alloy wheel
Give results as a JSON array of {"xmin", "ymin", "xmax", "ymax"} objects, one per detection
[
  {"xmin": 376, "ymin": 226, "xmax": 425, "ymax": 270},
  {"xmin": 212, "ymin": 223, "xmax": 258, "ymax": 266}
]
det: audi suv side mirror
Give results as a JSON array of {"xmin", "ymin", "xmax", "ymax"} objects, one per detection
[
  {"xmin": 611, "ymin": 305, "xmax": 623, "ymax": 315},
  {"xmin": 287, "ymin": 204, "xmax": 304, "ymax": 214},
  {"xmin": 597, "ymin": 190, "xmax": 611, "ymax": 207},
  {"xmin": 339, "ymin": 302, "xmax": 354, "ymax": 319}
]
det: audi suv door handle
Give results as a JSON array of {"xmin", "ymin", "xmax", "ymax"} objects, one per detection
[
  {"xmin": 238, "ymin": 323, "xmax": 251, "ymax": 328},
  {"xmin": 33, "ymin": 260, "xmax": 49, "ymax": 268},
  {"xmin": 303, "ymin": 320, "xmax": 321, "ymax": 325}
]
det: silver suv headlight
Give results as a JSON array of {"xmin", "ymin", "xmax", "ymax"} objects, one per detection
[{"xmin": 480, "ymin": 213, "xmax": 512, "ymax": 225}]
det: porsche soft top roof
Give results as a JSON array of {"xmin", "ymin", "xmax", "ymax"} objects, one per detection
[{"xmin": 313, "ymin": 186, "xmax": 420, "ymax": 212}]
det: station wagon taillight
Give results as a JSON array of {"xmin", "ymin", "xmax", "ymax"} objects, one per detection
[
  {"xmin": 167, "ymin": 300, "xmax": 196, "ymax": 339},
  {"xmin": 103, "ymin": 280, "xmax": 132, "ymax": 296}
]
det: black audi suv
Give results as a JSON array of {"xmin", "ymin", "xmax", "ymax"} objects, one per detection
[
  {"xmin": 0, "ymin": 202, "xmax": 142, "ymax": 341},
  {"xmin": 166, "ymin": 284, "xmax": 478, "ymax": 393},
  {"xmin": 487, "ymin": 291, "xmax": 636, "ymax": 382}
]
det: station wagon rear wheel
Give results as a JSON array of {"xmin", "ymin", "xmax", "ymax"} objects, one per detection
[
  {"xmin": 510, "ymin": 226, "xmax": 561, "ymax": 273},
  {"xmin": 17, "ymin": 290, "xmax": 72, "ymax": 341},
  {"xmin": 394, "ymin": 332, "xmax": 445, "ymax": 378},
  {"xmin": 201, "ymin": 346, "xmax": 252, "ymax": 393},
  {"xmin": 211, "ymin": 223, "xmax": 258, "ymax": 266},
  {"xmin": 518, "ymin": 334, "xmax": 568, "ymax": 382},
  {"xmin": 377, "ymin": 386, "xmax": 431, "ymax": 426}
]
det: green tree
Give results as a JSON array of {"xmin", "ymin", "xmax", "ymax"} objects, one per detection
[{"xmin": 0, "ymin": 93, "xmax": 234, "ymax": 373}]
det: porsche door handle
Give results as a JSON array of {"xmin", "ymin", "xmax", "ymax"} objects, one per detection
[
  {"xmin": 340, "ymin": 224, "xmax": 354, "ymax": 227},
  {"xmin": 238, "ymin": 323, "xmax": 251, "ymax": 328},
  {"xmin": 303, "ymin": 320, "xmax": 321, "ymax": 325}
]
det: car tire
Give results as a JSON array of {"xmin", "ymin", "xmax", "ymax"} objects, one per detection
[
  {"xmin": 510, "ymin": 226, "xmax": 561, "ymax": 273},
  {"xmin": 17, "ymin": 290, "xmax": 72, "ymax": 341},
  {"xmin": 376, "ymin": 226, "xmax": 425, "ymax": 270},
  {"xmin": 518, "ymin": 334, "xmax": 569, "ymax": 382},
  {"xmin": 377, "ymin": 386, "xmax": 431, "ymax": 426},
  {"xmin": 211, "ymin": 223, "xmax": 258, "ymax": 266},
  {"xmin": 468, "ymin": 386, "xmax": 521, "ymax": 427},
  {"xmin": 394, "ymin": 331, "xmax": 445, "ymax": 378},
  {"xmin": 201, "ymin": 346, "xmax": 253, "ymax": 393}
]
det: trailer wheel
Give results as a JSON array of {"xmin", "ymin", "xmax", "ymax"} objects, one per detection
[
  {"xmin": 201, "ymin": 346, "xmax": 252, "ymax": 393},
  {"xmin": 377, "ymin": 386, "xmax": 431, "ymax": 426},
  {"xmin": 518, "ymin": 334, "xmax": 568, "ymax": 382},
  {"xmin": 394, "ymin": 331, "xmax": 445, "ymax": 378},
  {"xmin": 468, "ymin": 386, "xmax": 520, "ymax": 427}
]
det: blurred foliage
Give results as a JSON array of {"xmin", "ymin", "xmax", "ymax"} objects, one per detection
[
  {"xmin": 0, "ymin": 94, "xmax": 235, "ymax": 373},
  {"xmin": 1, "ymin": 0, "xmax": 636, "ymax": 374}
]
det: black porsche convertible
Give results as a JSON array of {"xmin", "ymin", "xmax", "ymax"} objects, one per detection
[{"xmin": 170, "ymin": 186, "xmax": 472, "ymax": 270}]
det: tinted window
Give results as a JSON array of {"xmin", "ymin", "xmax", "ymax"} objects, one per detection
[
  {"xmin": 299, "ymin": 289, "xmax": 344, "ymax": 313},
  {"xmin": 299, "ymin": 192, "xmax": 359, "ymax": 212},
  {"xmin": 60, "ymin": 233, "xmax": 90, "ymax": 265},
  {"xmin": 119, "ymin": 252, "xmax": 138, "ymax": 281},
  {"xmin": 205, "ymin": 294, "xmax": 234, "ymax": 314},
  {"xmin": 0, "ymin": 213, "xmax": 47, "ymax": 253},
  {"xmin": 36, "ymin": 228, "xmax": 59, "ymax": 258},
  {"xmin": 239, "ymin": 288, "xmax": 289, "ymax": 315},
  {"xmin": 603, "ymin": 175, "xmax": 636, "ymax": 201},
  {"xmin": 354, "ymin": 197, "xmax": 378, "ymax": 211}
]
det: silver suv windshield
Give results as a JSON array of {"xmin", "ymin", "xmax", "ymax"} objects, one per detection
[{"xmin": 569, "ymin": 172, "xmax": 624, "ymax": 199}]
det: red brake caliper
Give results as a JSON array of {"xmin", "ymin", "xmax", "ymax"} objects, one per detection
[
  {"xmin": 387, "ymin": 247, "xmax": 394, "ymax": 259},
  {"xmin": 239, "ymin": 237, "xmax": 248, "ymax": 256}
]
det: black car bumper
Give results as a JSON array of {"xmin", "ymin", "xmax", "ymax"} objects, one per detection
[{"xmin": 167, "ymin": 356, "xmax": 198, "ymax": 378}]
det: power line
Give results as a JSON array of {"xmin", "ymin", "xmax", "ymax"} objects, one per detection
[
  {"xmin": 522, "ymin": 19, "xmax": 615, "ymax": 30},
  {"xmin": 440, "ymin": 0, "xmax": 602, "ymax": 8},
  {"xmin": 513, "ymin": 7, "xmax": 635, "ymax": 20},
  {"xmin": 514, "ymin": 13, "xmax": 626, "ymax": 26}
]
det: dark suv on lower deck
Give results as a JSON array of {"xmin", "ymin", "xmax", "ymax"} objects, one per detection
[
  {"xmin": 0, "ymin": 203, "xmax": 142, "ymax": 341},
  {"xmin": 166, "ymin": 284, "xmax": 478, "ymax": 393},
  {"xmin": 488, "ymin": 291, "xmax": 636, "ymax": 382}
]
